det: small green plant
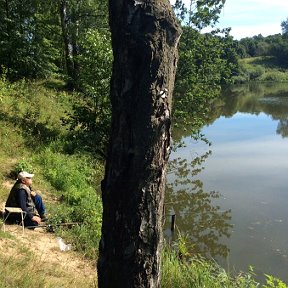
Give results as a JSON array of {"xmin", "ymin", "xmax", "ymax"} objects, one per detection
[
  {"xmin": 5, "ymin": 160, "xmax": 35, "ymax": 180},
  {"xmin": 264, "ymin": 274, "xmax": 288, "ymax": 288},
  {"xmin": 13, "ymin": 160, "xmax": 34, "ymax": 175}
]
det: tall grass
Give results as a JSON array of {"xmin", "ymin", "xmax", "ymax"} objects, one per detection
[
  {"xmin": 0, "ymin": 76, "xmax": 104, "ymax": 259},
  {"xmin": 161, "ymin": 248, "xmax": 287, "ymax": 288},
  {"xmin": 0, "ymin": 76, "xmax": 73, "ymax": 181},
  {"xmin": 162, "ymin": 248, "xmax": 233, "ymax": 288}
]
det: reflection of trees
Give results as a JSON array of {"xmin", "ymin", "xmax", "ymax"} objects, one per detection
[
  {"xmin": 208, "ymin": 83, "xmax": 288, "ymax": 138},
  {"xmin": 277, "ymin": 119, "xmax": 288, "ymax": 138},
  {"xmin": 165, "ymin": 150, "xmax": 232, "ymax": 258}
]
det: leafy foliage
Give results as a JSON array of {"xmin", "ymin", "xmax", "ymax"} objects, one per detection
[
  {"xmin": 281, "ymin": 18, "xmax": 288, "ymax": 37},
  {"xmin": 0, "ymin": 0, "xmax": 108, "ymax": 81},
  {"xmin": 237, "ymin": 34, "xmax": 288, "ymax": 69},
  {"xmin": 0, "ymin": 0, "xmax": 61, "ymax": 79},
  {"xmin": 172, "ymin": 0, "xmax": 226, "ymax": 29},
  {"xmin": 58, "ymin": 0, "xmax": 108, "ymax": 87},
  {"xmin": 65, "ymin": 30, "xmax": 112, "ymax": 156},
  {"xmin": 173, "ymin": 26, "xmax": 239, "ymax": 135}
]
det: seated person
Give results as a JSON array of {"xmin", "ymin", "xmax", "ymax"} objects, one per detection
[{"xmin": 5, "ymin": 171, "xmax": 47, "ymax": 227}]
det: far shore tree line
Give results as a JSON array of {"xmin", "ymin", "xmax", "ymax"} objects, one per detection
[{"xmin": 236, "ymin": 17, "xmax": 288, "ymax": 67}]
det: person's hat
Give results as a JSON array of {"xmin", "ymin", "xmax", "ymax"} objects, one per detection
[{"xmin": 18, "ymin": 171, "xmax": 34, "ymax": 180}]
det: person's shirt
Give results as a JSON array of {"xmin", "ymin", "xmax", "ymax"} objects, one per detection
[{"xmin": 17, "ymin": 189, "xmax": 34, "ymax": 220}]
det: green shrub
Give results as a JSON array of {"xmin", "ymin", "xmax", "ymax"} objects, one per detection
[
  {"xmin": 248, "ymin": 66, "xmax": 265, "ymax": 80},
  {"xmin": 258, "ymin": 71, "xmax": 288, "ymax": 82},
  {"xmin": 12, "ymin": 160, "xmax": 34, "ymax": 175}
]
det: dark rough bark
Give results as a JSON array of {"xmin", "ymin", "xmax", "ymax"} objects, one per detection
[{"xmin": 98, "ymin": 1, "xmax": 181, "ymax": 287}]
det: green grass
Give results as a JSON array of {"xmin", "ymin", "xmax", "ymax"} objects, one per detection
[
  {"xmin": 0, "ymin": 76, "xmax": 104, "ymax": 259},
  {"xmin": 161, "ymin": 248, "xmax": 287, "ymax": 288},
  {"xmin": 233, "ymin": 56, "xmax": 288, "ymax": 83}
]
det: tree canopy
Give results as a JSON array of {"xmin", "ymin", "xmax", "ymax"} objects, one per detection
[{"xmin": 281, "ymin": 17, "xmax": 288, "ymax": 36}]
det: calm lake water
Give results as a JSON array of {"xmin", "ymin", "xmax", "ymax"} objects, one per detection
[{"xmin": 165, "ymin": 83, "xmax": 288, "ymax": 282}]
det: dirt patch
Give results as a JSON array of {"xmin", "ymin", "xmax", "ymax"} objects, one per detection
[
  {"xmin": 22, "ymin": 228, "xmax": 96, "ymax": 278},
  {"xmin": 0, "ymin": 225, "xmax": 97, "ymax": 286}
]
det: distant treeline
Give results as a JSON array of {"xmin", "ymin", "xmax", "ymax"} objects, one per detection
[
  {"xmin": 236, "ymin": 33, "xmax": 288, "ymax": 67},
  {"xmin": 235, "ymin": 17, "xmax": 288, "ymax": 67}
]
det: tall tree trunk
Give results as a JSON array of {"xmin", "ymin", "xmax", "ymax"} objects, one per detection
[
  {"xmin": 98, "ymin": 1, "xmax": 181, "ymax": 287},
  {"xmin": 59, "ymin": 0, "xmax": 77, "ymax": 87},
  {"xmin": 4, "ymin": 0, "xmax": 11, "ymax": 75}
]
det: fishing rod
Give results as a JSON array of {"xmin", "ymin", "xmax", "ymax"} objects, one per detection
[{"xmin": 26, "ymin": 222, "xmax": 81, "ymax": 232}]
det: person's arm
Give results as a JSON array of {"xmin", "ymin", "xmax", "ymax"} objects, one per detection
[{"xmin": 29, "ymin": 186, "xmax": 37, "ymax": 197}]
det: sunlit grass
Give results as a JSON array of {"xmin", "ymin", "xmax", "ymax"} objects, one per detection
[
  {"xmin": 161, "ymin": 248, "xmax": 287, "ymax": 288},
  {"xmin": 236, "ymin": 56, "xmax": 288, "ymax": 83}
]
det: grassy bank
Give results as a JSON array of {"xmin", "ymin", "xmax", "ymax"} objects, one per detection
[
  {"xmin": 0, "ymin": 76, "xmax": 103, "ymax": 259},
  {"xmin": 0, "ymin": 78, "xmax": 287, "ymax": 287},
  {"xmin": 233, "ymin": 56, "xmax": 288, "ymax": 83}
]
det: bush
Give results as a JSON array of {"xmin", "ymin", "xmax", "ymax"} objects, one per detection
[{"xmin": 248, "ymin": 66, "xmax": 265, "ymax": 80}]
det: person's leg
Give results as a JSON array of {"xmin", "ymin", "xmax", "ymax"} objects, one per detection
[
  {"xmin": 24, "ymin": 217, "xmax": 38, "ymax": 228},
  {"xmin": 32, "ymin": 194, "xmax": 46, "ymax": 217}
]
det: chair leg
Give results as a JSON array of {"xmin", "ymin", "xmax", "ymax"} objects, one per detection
[
  {"xmin": 2, "ymin": 212, "xmax": 5, "ymax": 232},
  {"xmin": 3, "ymin": 212, "xmax": 9, "ymax": 233},
  {"xmin": 21, "ymin": 212, "xmax": 25, "ymax": 235},
  {"xmin": 2, "ymin": 210, "xmax": 26, "ymax": 235}
]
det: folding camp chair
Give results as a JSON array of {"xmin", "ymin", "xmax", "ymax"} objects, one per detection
[{"xmin": 2, "ymin": 206, "xmax": 26, "ymax": 235}]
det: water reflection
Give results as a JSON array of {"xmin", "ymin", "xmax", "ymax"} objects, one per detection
[
  {"xmin": 212, "ymin": 83, "xmax": 288, "ymax": 138},
  {"xmin": 277, "ymin": 119, "xmax": 288, "ymax": 138},
  {"xmin": 168, "ymin": 82, "xmax": 288, "ymax": 281},
  {"xmin": 165, "ymin": 150, "xmax": 232, "ymax": 258}
]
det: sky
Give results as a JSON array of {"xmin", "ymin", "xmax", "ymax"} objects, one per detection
[{"xmin": 170, "ymin": 0, "xmax": 288, "ymax": 39}]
